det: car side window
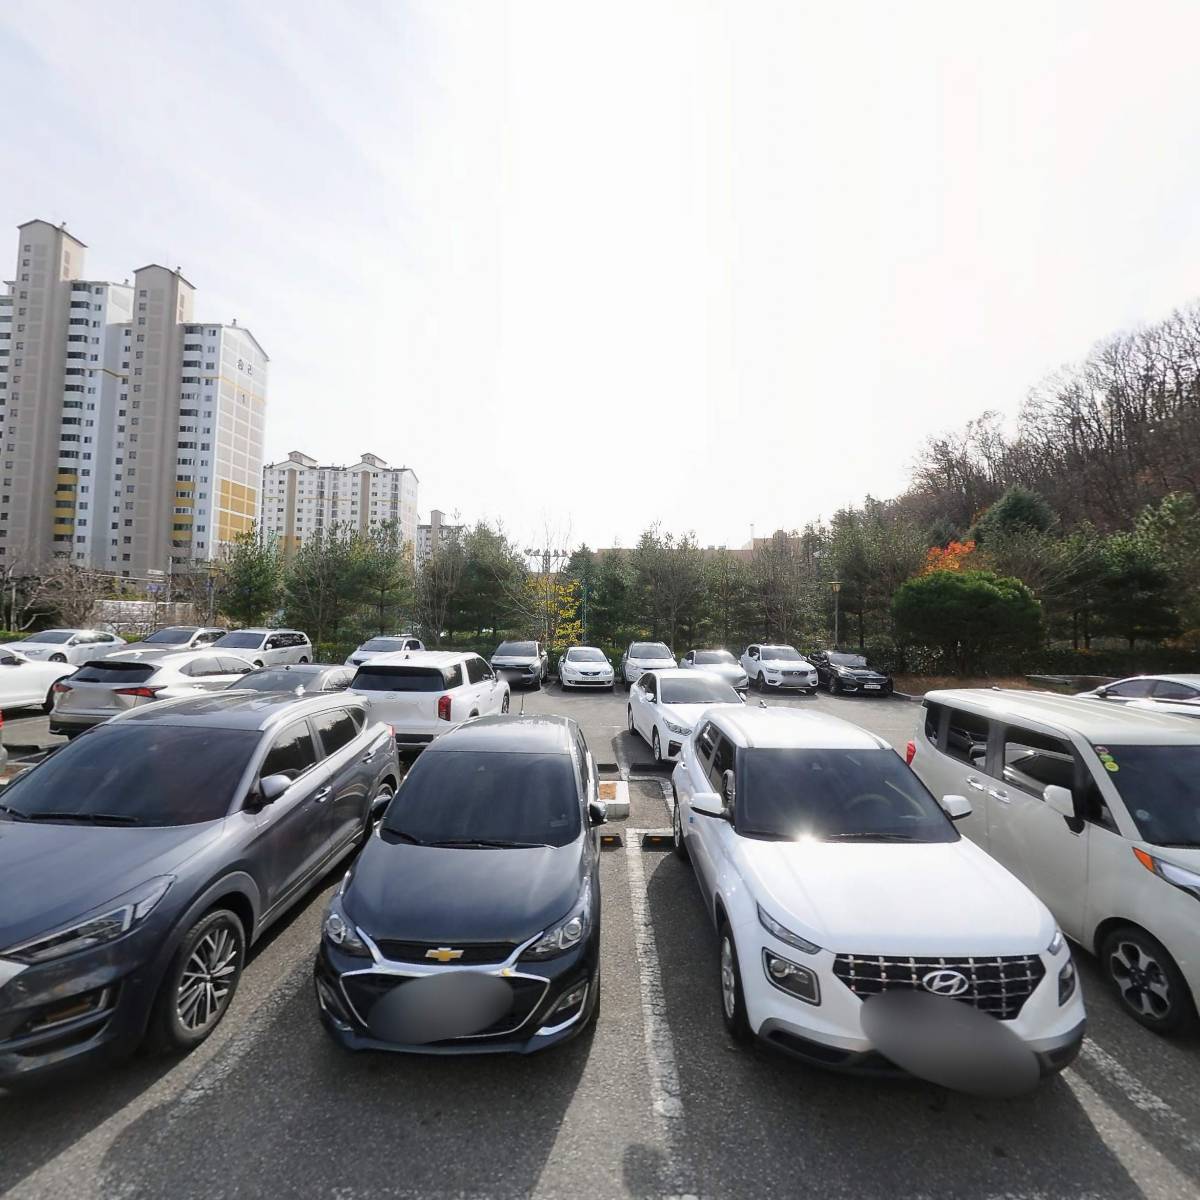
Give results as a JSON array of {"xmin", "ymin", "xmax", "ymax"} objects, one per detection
[
  {"xmin": 465, "ymin": 657, "xmax": 486, "ymax": 684},
  {"xmin": 264, "ymin": 635, "xmax": 280, "ymax": 650},
  {"xmin": 406, "ymin": 639, "xmax": 421, "ymax": 651},
  {"xmin": 707, "ymin": 735, "xmax": 736, "ymax": 795},
  {"xmin": 218, "ymin": 656, "xmax": 253, "ymax": 675},
  {"xmin": 261, "ymin": 720, "xmax": 319, "ymax": 781},
  {"xmin": 999, "ymin": 724, "xmax": 1077, "ymax": 797},
  {"xmin": 923, "ymin": 700, "xmax": 945, "ymax": 748},
  {"xmin": 642, "ymin": 675, "xmax": 657, "ymax": 701},
  {"xmin": 574, "ymin": 730, "xmax": 593, "ymax": 799},
  {"xmin": 182, "ymin": 656, "xmax": 220, "ymax": 677},
  {"xmin": 346, "ymin": 707, "xmax": 365, "ymax": 732},
  {"xmin": 944, "ymin": 707, "xmax": 990, "ymax": 767},
  {"xmin": 695, "ymin": 721, "xmax": 719, "ymax": 767},
  {"xmin": 444, "ymin": 663, "xmax": 464, "ymax": 689},
  {"xmin": 1153, "ymin": 680, "xmax": 1199, "ymax": 701},
  {"xmin": 1107, "ymin": 679, "xmax": 1155, "ymax": 698},
  {"xmin": 325, "ymin": 668, "xmax": 353, "ymax": 690},
  {"xmin": 314, "ymin": 709, "xmax": 359, "ymax": 757},
  {"xmin": 0, "ymin": 650, "xmax": 16, "ymax": 665}
]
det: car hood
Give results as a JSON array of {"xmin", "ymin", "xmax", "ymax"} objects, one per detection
[
  {"xmin": 834, "ymin": 666, "xmax": 888, "ymax": 680},
  {"xmin": 345, "ymin": 835, "xmax": 586, "ymax": 944},
  {"xmin": 760, "ymin": 658, "xmax": 813, "ymax": 670},
  {"xmin": 660, "ymin": 701, "xmax": 742, "ymax": 730},
  {"xmin": 738, "ymin": 836, "xmax": 1052, "ymax": 956},
  {"xmin": 691, "ymin": 663, "xmax": 745, "ymax": 683},
  {"xmin": 0, "ymin": 821, "xmax": 224, "ymax": 946},
  {"xmin": 491, "ymin": 656, "xmax": 540, "ymax": 668},
  {"xmin": 563, "ymin": 660, "xmax": 612, "ymax": 672},
  {"xmin": 628, "ymin": 658, "xmax": 676, "ymax": 671}
]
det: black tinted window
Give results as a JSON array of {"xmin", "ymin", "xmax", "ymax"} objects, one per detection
[
  {"xmin": 465, "ymin": 657, "xmax": 486, "ymax": 684},
  {"xmin": 641, "ymin": 675, "xmax": 658, "ymax": 700},
  {"xmin": 144, "ymin": 627, "xmax": 192, "ymax": 645},
  {"xmin": 73, "ymin": 661, "xmax": 155, "ymax": 683},
  {"xmin": 945, "ymin": 707, "xmax": 990, "ymax": 766},
  {"xmin": 1097, "ymin": 745, "xmax": 1200, "ymax": 846},
  {"xmin": 1001, "ymin": 726, "xmax": 1076, "ymax": 796},
  {"xmin": 707, "ymin": 735, "xmax": 736, "ymax": 793},
  {"xmin": 0, "ymin": 726, "xmax": 258, "ymax": 825},
  {"xmin": 923, "ymin": 701, "xmax": 944, "ymax": 747},
  {"xmin": 215, "ymin": 632, "xmax": 264, "ymax": 649},
  {"xmin": 1153, "ymin": 680, "xmax": 1199, "ymax": 701},
  {"xmin": 382, "ymin": 751, "xmax": 581, "ymax": 847},
  {"xmin": 315, "ymin": 710, "xmax": 359, "ymax": 756},
  {"xmin": 739, "ymin": 748, "xmax": 956, "ymax": 842},
  {"xmin": 352, "ymin": 666, "xmax": 445, "ymax": 692},
  {"xmin": 445, "ymin": 663, "xmax": 464, "ymax": 689},
  {"xmin": 181, "ymin": 656, "xmax": 221, "ymax": 677},
  {"xmin": 695, "ymin": 722, "xmax": 719, "ymax": 764},
  {"xmin": 261, "ymin": 721, "xmax": 319, "ymax": 780}
]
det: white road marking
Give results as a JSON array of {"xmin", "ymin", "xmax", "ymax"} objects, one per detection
[{"xmin": 624, "ymin": 830, "xmax": 695, "ymax": 1200}]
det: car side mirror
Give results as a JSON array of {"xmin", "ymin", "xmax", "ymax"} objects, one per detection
[
  {"xmin": 257, "ymin": 773, "xmax": 292, "ymax": 805},
  {"xmin": 1043, "ymin": 784, "xmax": 1075, "ymax": 819},
  {"xmin": 588, "ymin": 799, "xmax": 607, "ymax": 827},
  {"xmin": 941, "ymin": 794, "xmax": 972, "ymax": 820},
  {"xmin": 690, "ymin": 790, "xmax": 725, "ymax": 818}
]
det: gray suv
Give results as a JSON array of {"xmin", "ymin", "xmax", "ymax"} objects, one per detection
[{"xmin": 0, "ymin": 691, "xmax": 399, "ymax": 1087}]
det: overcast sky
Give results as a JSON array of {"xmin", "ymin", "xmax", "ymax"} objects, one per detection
[{"xmin": 5, "ymin": 1, "xmax": 1200, "ymax": 552}]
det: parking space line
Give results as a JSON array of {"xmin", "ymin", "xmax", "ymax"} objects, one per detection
[{"xmin": 623, "ymin": 830, "xmax": 694, "ymax": 1199}]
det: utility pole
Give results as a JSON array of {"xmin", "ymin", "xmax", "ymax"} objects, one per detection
[{"xmin": 830, "ymin": 580, "xmax": 841, "ymax": 649}]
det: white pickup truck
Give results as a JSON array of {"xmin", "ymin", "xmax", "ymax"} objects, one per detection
[{"xmin": 347, "ymin": 650, "xmax": 511, "ymax": 749}]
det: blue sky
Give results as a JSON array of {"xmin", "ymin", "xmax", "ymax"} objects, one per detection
[{"xmin": 5, "ymin": 1, "xmax": 1200, "ymax": 551}]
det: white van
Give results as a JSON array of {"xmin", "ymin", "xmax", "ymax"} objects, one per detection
[{"xmin": 909, "ymin": 689, "xmax": 1200, "ymax": 1034}]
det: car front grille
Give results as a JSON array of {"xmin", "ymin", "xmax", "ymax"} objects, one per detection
[
  {"xmin": 832, "ymin": 953, "xmax": 1046, "ymax": 1021},
  {"xmin": 373, "ymin": 940, "xmax": 517, "ymax": 965}
]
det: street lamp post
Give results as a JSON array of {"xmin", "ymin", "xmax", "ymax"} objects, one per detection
[{"xmin": 830, "ymin": 581, "xmax": 841, "ymax": 649}]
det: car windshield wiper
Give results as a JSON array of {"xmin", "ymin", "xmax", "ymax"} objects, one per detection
[
  {"xmin": 21, "ymin": 811, "xmax": 140, "ymax": 826},
  {"xmin": 425, "ymin": 838, "xmax": 545, "ymax": 849},
  {"xmin": 0, "ymin": 803, "xmax": 28, "ymax": 820},
  {"xmin": 823, "ymin": 831, "xmax": 917, "ymax": 842},
  {"xmin": 383, "ymin": 829, "xmax": 427, "ymax": 845}
]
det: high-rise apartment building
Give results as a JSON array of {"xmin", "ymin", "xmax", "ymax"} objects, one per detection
[
  {"xmin": 0, "ymin": 220, "xmax": 268, "ymax": 576},
  {"xmin": 415, "ymin": 508, "xmax": 463, "ymax": 565},
  {"xmin": 260, "ymin": 451, "xmax": 419, "ymax": 554}
]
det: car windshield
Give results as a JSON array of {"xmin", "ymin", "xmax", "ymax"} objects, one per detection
[
  {"xmin": 737, "ymin": 748, "xmax": 957, "ymax": 842},
  {"xmin": 0, "ymin": 725, "xmax": 259, "ymax": 826},
  {"xmin": 761, "ymin": 646, "xmax": 803, "ymax": 661},
  {"xmin": 213, "ymin": 632, "xmax": 265, "ymax": 649},
  {"xmin": 352, "ymin": 665, "xmax": 446, "ymax": 692},
  {"xmin": 1096, "ymin": 744, "xmax": 1200, "ymax": 847},
  {"xmin": 143, "ymin": 627, "xmax": 193, "ymax": 645},
  {"xmin": 631, "ymin": 643, "xmax": 671, "ymax": 659},
  {"xmin": 360, "ymin": 637, "xmax": 408, "ymax": 653},
  {"xmin": 495, "ymin": 641, "xmax": 537, "ymax": 656},
  {"xmin": 236, "ymin": 667, "xmax": 322, "ymax": 692},
  {"xmin": 382, "ymin": 750, "xmax": 581, "ymax": 847},
  {"xmin": 829, "ymin": 653, "xmax": 869, "ymax": 667},
  {"xmin": 660, "ymin": 677, "xmax": 741, "ymax": 705},
  {"xmin": 695, "ymin": 651, "xmax": 736, "ymax": 665},
  {"xmin": 22, "ymin": 631, "xmax": 74, "ymax": 644},
  {"xmin": 566, "ymin": 648, "xmax": 607, "ymax": 662}
]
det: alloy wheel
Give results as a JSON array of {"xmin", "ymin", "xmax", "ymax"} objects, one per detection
[
  {"xmin": 501, "ymin": 693, "xmax": 510, "ymax": 713},
  {"xmin": 720, "ymin": 936, "xmax": 737, "ymax": 1020},
  {"xmin": 1110, "ymin": 939, "xmax": 1172, "ymax": 1019},
  {"xmin": 177, "ymin": 921, "xmax": 241, "ymax": 1034},
  {"xmin": 652, "ymin": 729, "xmax": 662, "ymax": 762}
]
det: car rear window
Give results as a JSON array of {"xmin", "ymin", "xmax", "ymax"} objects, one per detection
[
  {"xmin": 352, "ymin": 665, "xmax": 448, "ymax": 692},
  {"xmin": 72, "ymin": 661, "xmax": 157, "ymax": 684}
]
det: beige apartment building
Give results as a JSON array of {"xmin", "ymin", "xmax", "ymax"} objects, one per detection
[
  {"xmin": 0, "ymin": 219, "xmax": 267, "ymax": 577},
  {"xmin": 260, "ymin": 451, "xmax": 419, "ymax": 555}
]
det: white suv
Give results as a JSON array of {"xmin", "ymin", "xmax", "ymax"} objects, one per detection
[
  {"xmin": 211, "ymin": 628, "xmax": 311, "ymax": 668},
  {"xmin": 739, "ymin": 644, "xmax": 818, "ymax": 693},
  {"xmin": 910, "ymin": 688, "xmax": 1200, "ymax": 1034},
  {"xmin": 671, "ymin": 706, "xmax": 1085, "ymax": 1083},
  {"xmin": 348, "ymin": 650, "xmax": 511, "ymax": 749},
  {"xmin": 619, "ymin": 641, "xmax": 676, "ymax": 688}
]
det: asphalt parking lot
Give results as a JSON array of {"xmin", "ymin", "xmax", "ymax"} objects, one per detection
[{"xmin": 2, "ymin": 685, "xmax": 1199, "ymax": 1199}]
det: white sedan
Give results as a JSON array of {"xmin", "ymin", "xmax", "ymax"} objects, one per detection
[
  {"xmin": 0, "ymin": 645, "xmax": 76, "ymax": 714},
  {"xmin": 627, "ymin": 668, "xmax": 743, "ymax": 762},
  {"xmin": 559, "ymin": 646, "xmax": 615, "ymax": 690},
  {"xmin": 3, "ymin": 628, "xmax": 126, "ymax": 667}
]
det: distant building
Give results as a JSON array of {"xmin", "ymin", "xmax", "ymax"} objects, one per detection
[
  {"xmin": 259, "ymin": 451, "xmax": 419, "ymax": 554},
  {"xmin": 0, "ymin": 219, "xmax": 268, "ymax": 575},
  {"xmin": 416, "ymin": 508, "xmax": 462, "ymax": 566}
]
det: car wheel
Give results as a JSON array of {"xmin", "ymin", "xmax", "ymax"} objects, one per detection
[
  {"xmin": 146, "ymin": 909, "xmax": 245, "ymax": 1054},
  {"xmin": 50, "ymin": 654, "xmax": 67, "ymax": 664},
  {"xmin": 298, "ymin": 656, "xmax": 309, "ymax": 664},
  {"xmin": 42, "ymin": 685, "xmax": 57, "ymax": 714},
  {"xmin": 672, "ymin": 793, "xmax": 688, "ymax": 860},
  {"xmin": 253, "ymin": 660, "xmax": 263, "ymax": 669},
  {"xmin": 1102, "ymin": 926, "xmax": 1195, "ymax": 1034},
  {"xmin": 718, "ymin": 920, "xmax": 752, "ymax": 1042},
  {"xmin": 627, "ymin": 706, "xmax": 636, "ymax": 736},
  {"xmin": 652, "ymin": 728, "xmax": 662, "ymax": 762},
  {"xmin": 369, "ymin": 780, "xmax": 395, "ymax": 819},
  {"xmin": 756, "ymin": 672, "xmax": 766, "ymax": 692},
  {"xmin": 831, "ymin": 675, "xmax": 841, "ymax": 695},
  {"xmin": 501, "ymin": 692, "xmax": 510, "ymax": 714}
]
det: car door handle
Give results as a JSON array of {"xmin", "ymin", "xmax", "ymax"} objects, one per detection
[
  {"xmin": 987, "ymin": 788, "xmax": 1010, "ymax": 803},
  {"xmin": 361, "ymin": 748, "xmax": 377, "ymax": 763},
  {"xmin": 965, "ymin": 776, "xmax": 987, "ymax": 792},
  {"xmin": 313, "ymin": 786, "xmax": 332, "ymax": 803}
]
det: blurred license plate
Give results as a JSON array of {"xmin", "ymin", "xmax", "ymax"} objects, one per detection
[{"xmin": 864, "ymin": 683, "xmax": 881, "ymax": 690}]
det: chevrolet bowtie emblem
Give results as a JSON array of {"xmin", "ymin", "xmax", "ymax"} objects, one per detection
[{"xmin": 425, "ymin": 947, "xmax": 464, "ymax": 963}]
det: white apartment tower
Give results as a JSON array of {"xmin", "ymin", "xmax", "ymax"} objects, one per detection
[
  {"xmin": 415, "ymin": 508, "xmax": 463, "ymax": 565},
  {"xmin": 260, "ymin": 451, "xmax": 419, "ymax": 554},
  {"xmin": 0, "ymin": 220, "xmax": 267, "ymax": 577}
]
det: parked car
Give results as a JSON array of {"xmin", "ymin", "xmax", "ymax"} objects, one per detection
[
  {"xmin": 739, "ymin": 644, "xmax": 818, "ymax": 693},
  {"xmin": 628, "ymin": 668, "xmax": 743, "ymax": 762},
  {"xmin": 0, "ymin": 645, "xmax": 76, "ymax": 715},
  {"xmin": 49, "ymin": 651, "xmax": 257, "ymax": 736},
  {"xmin": 558, "ymin": 646, "xmax": 615, "ymax": 691},
  {"xmin": 4, "ymin": 628, "xmax": 126, "ymax": 666},
  {"xmin": 345, "ymin": 635, "xmax": 425, "ymax": 667},
  {"xmin": 619, "ymin": 641, "xmax": 676, "ymax": 688},
  {"xmin": 489, "ymin": 641, "xmax": 549, "ymax": 689},
  {"xmin": 348, "ymin": 651, "xmax": 511, "ymax": 750},
  {"xmin": 228, "ymin": 664, "xmax": 355, "ymax": 695},
  {"xmin": 809, "ymin": 650, "xmax": 893, "ymax": 696},
  {"xmin": 910, "ymin": 688, "xmax": 1200, "ymax": 1034},
  {"xmin": 315, "ymin": 714, "xmax": 604, "ymax": 1055},
  {"xmin": 679, "ymin": 649, "xmax": 749, "ymax": 692},
  {"xmin": 119, "ymin": 626, "xmax": 227, "ymax": 654},
  {"xmin": 211, "ymin": 628, "xmax": 311, "ymax": 668},
  {"xmin": 1076, "ymin": 674, "xmax": 1200, "ymax": 706},
  {"xmin": 671, "ymin": 705, "xmax": 1085, "ymax": 1083},
  {"xmin": 0, "ymin": 691, "xmax": 398, "ymax": 1086}
]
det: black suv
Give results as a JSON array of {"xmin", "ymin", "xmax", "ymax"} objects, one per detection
[
  {"xmin": 0, "ymin": 692, "xmax": 398, "ymax": 1087},
  {"xmin": 809, "ymin": 650, "xmax": 894, "ymax": 696}
]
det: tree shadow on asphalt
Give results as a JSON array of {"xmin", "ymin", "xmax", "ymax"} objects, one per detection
[{"xmin": 642, "ymin": 847, "xmax": 1174, "ymax": 1199}]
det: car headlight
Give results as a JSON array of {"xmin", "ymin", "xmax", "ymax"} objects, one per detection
[
  {"xmin": 757, "ymin": 903, "xmax": 821, "ymax": 954},
  {"xmin": 1058, "ymin": 959, "xmax": 1077, "ymax": 1005},
  {"xmin": 1133, "ymin": 848, "xmax": 1200, "ymax": 900},
  {"xmin": 664, "ymin": 720, "xmax": 691, "ymax": 736},
  {"xmin": 1047, "ymin": 927, "xmax": 1065, "ymax": 956},
  {"xmin": 764, "ymin": 666, "xmax": 780, "ymax": 674},
  {"xmin": 2, "ymin": 876, "xmax": 174, "ymax": 965},
  {"xmin": 521, "ymin": 881, "xmax": 593, "ymax": 960},
  {"xmin": 763, "ymin": 949, "xmax": 821, "ymax": 1004},
  {"xmin": 322, "ymin": 892, "xmax": 370, "ymax": 957}
]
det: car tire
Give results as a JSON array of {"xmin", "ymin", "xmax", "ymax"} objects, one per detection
[
  {"xmin": 369, "ymin": 780, "xmax": 395, "ymax": 822},
  {"xmin": 1101, "ymin": 925, "xmax": 1196, "ymax": 1034},
  {"xmin": 652, "ymin": 728, "xmax": 662, "ymax": 762},
  {"xmin": 756, "ymin": 672, "xmax": 766, "ymax": 692},
  {"xmin": 145, "ymin": 909, "xmax": 246, "ymax": 1055},
  {"xmin": 42, "ymin": 685, "xmax": 57, "ymax": 715},
  {"xmin": 500, "ymin": 692, "xmax": 510, "ymax": 714},
  {"xmin": 718, "ymin": 920, "xmax": 752, "ymax": 1042},
  {"xmin": 627, "ymin": 706, "xmax": 636, "ymax": 736},
  {"xmin": 50, "ymin": 654, "xmax": 67, "ymax": 664},
  {"xmin": 253, "ymin": 660, "xmax": 263, "ymax": 669},
  {"xmin": 672, "ymin": 793, "xmax": 688, "ymax": 860},
  {"xmin": 298, "ymin": 656, "xmax": 309, "ymax": 664},
  {"xmin": 831, "ymin": 675, "xmax": 841, "ymax": 695}
]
